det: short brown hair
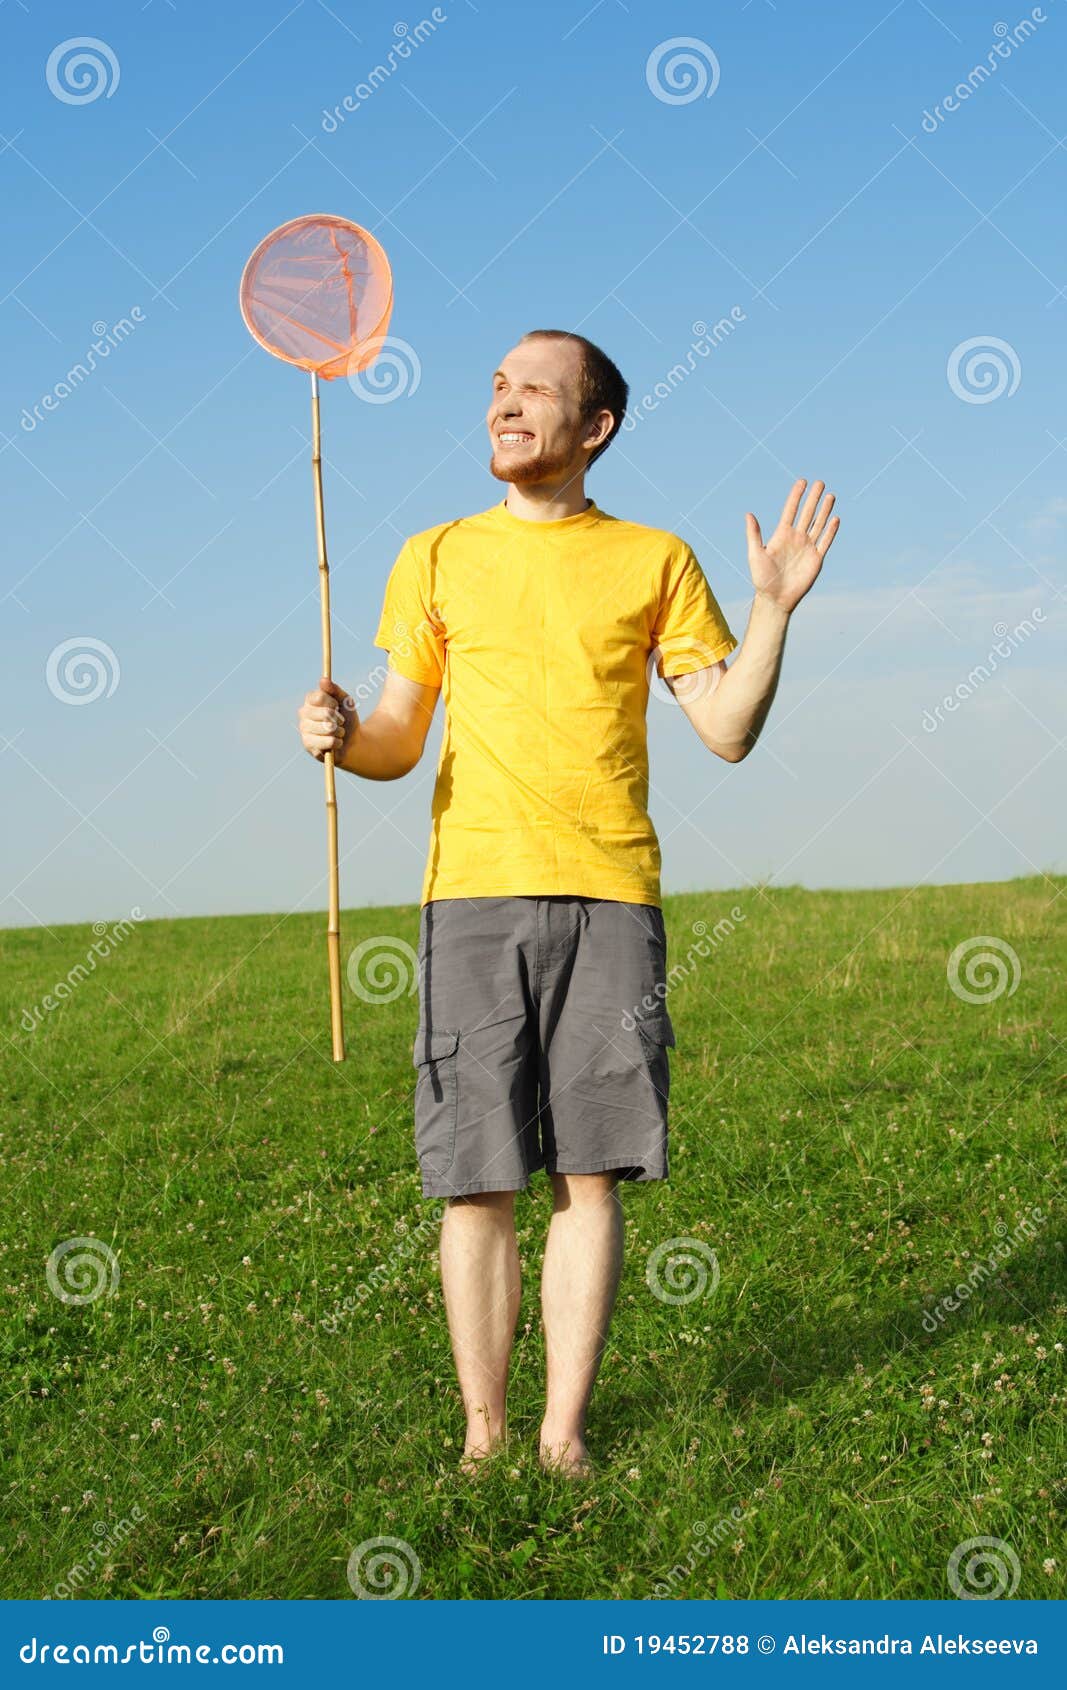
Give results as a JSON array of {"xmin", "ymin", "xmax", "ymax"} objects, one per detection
[{"xmin": 521, "ymin": 330, "xmax": 629, "ymax": 467}]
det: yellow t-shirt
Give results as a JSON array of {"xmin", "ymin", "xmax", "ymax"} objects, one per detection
[{"xmin": 373, "ymin": 499, "xmax": 736, "ymax": 907}]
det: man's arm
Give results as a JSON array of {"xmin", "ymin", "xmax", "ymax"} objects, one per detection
[
  {"xmin": 297, "ymin": 670, "xmax": 439, "ymax": 779},
  {"xmin": 669, "ymin": 477, "xmax": 839, "ymax": 763}
]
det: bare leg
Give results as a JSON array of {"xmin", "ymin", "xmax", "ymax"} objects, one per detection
[
  {"xmin": 439, "ymin": 1190, "xmax": 520, "ymax": 1470},
  {"xmin": 540, "ymin": 1171, "xmax": 623, "ymax": 1474}
]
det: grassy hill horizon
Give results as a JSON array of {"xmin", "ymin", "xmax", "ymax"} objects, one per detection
[{"xmin": 8, "ymin": 867, "xmax": 1065, "ymax": 940}]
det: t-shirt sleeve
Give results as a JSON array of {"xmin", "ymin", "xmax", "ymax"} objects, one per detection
[
  {"xmin": 373, "ymin": 537, "xmax": 445, "ymax": 687},
  {"xmin": 652, "ymin": 543, "xmax": 738, "ymax": 678}
]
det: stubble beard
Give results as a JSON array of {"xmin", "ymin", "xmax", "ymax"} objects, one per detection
[{"xmin": 489, "ymin": 439, "xmax": 577, "ymax": 485}]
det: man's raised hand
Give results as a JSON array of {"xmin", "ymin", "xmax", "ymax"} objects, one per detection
[{"xmin": 745, "ymin": 478, "xmax": 839, "ymax": 615}]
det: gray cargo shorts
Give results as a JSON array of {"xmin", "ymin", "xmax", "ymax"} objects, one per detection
[{"xmin": 411, "ymin": 896, "xmax": 675, "ymax": 1198}]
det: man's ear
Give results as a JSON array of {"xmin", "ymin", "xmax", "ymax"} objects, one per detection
[{"xmin": 583, "ymin": 407, "xmax": 615, "ymax": 451}]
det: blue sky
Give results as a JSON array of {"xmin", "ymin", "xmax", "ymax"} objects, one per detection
[{"xmin": 1, "ymin": 0, "xmax": 1064, "ymax": 928}]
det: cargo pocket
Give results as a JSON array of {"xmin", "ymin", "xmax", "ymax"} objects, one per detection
[
  {"xmin": 635, "ymin": 1007, "xmax": 675, "ymax": 1117},
  {"xmin": 412, "ymin": 1028, "xmax": 460, "ymax": 1177}
]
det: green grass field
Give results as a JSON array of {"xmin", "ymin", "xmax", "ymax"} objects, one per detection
[{"xmin": 2, "ymin": 877, "xmax": 1063, "ymax": 1601}]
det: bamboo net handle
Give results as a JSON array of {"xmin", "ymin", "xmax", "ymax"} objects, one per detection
[{"xmin": 310, "ymin": 372, "xmax": 346, "ymax": 1062}]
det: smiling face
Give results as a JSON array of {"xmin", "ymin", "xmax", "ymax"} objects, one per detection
[{"xmin": 487, "ymin": 337, "xmax": 611, "ymax": 487}]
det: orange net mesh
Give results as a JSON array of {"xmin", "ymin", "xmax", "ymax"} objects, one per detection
[{"xmin": 240, "ymin": 214, "xmax": 393, "ymax": 380}]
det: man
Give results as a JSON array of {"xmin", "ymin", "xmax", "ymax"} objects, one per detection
[{"xmin": 298, "ymin": 330, "xmax": 838, "ymax": 1475}]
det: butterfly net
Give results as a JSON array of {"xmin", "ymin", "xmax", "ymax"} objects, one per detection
[{"xmin": 239, "ymin": 214, "xmax": 393, "ymax": 380}]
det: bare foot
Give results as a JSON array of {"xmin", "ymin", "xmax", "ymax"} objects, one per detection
[
  {"xmin": 459, "ymin": 1429, "xmax": 506, "ymax": 1477},
  {"xmin": 538, "ymin": 1428, "xmax": 592, "ymax": 1477}
]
